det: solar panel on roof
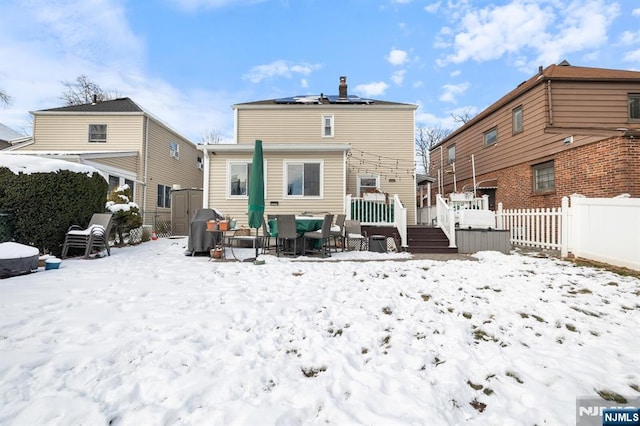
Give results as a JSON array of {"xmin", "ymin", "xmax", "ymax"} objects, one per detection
[
  {"xmin": 326, "ymin": 95, "xmax": 373, "ymax": 104},
  {"xmin": 274, "ymin": 95, "xmax": 374, "ymax": 105}
]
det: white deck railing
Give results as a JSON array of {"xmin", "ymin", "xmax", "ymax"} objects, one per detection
[
  {"xmin": 346, "ymin": 194, "xmax": 408, "ymax": 248},
  {"xmin": 436, "ymin": 194, "xmax": 457, "ymax": 247}
]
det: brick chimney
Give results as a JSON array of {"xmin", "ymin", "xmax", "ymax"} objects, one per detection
[{"xmin": 338, "ymin": 76, "xmax": 347, "ymax": 99}]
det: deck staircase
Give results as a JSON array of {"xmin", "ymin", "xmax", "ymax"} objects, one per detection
[{"xmin": 406, "ymin": 225, "xmax": 458, "ymax": 254}]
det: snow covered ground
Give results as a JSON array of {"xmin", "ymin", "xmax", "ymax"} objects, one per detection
[{"xmin": 0, "ymin": 238, "xmax": 638, "ymax": 425}]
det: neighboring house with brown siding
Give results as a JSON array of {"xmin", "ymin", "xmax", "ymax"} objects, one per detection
[
  {"xmin": 429, "ymin": 61, "xmax": 640, "ymax": 210},
  {"xmin": 6, "ymin": 98, "xmax": 203, "ymax": 226},
  {"xmin": 200, "ymin": 76, "xmax": 418, "ymax": 227}
]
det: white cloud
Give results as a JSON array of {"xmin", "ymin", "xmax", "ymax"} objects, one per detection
[
  {"xmin": 386, "ymin": 49, "xmax": 409, "ymax": 66},
  {"xmin": 29, "ymin": 0, "xmax": 144, "ymax": 67},
  {"xmin": 0, "ymin": 0, "xmax": 237, "ymax": 142},
  {"xmin": 437, "ymin": 0, "xmax": 620, "ymax": 71},
  {"xmin": 391, "ymin": 70, "xmax": 407, "ymax": 85},
  {"xmin": 624, "ymin": 48, "xmax": 640, "ymax": 63},
  {"xmin": 439, "ymin": 82, "xmax": 469, "ymax": 103},
  {"xmin": 412, "ymin": 80, "xmax": 424, "ymax": 89},
  {"xmin": 633, "ymin": 8, "xmax": 640, "ymax": 16},
  {"xmin": 354, "ymin": 82, "xmax": 389, "ymax": 97},
  {"xmin": 620, "ymin": 30, "xmax": 640, "ymax": 46},
  {"xmin": 300, "ymin": 79, "xmax": 309, "ymax": 89},
  {"xmin": 242, "ymin": 60, "xmax": 320, "ymax": 84},
  {"xmin": 449, "ymin": 70, "xmax": 461, "ymax": 77},
  {"xmin": 168, "ymin": 0, "xmax": 268, "ymax": 12},
  {"xmin": 424, "ymin": 2, "xmax": 441, "ymax": 13}
]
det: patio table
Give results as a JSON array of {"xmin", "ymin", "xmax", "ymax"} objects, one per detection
[{"xmin": 267, "ymin": 216, "xmax": 324, "ymax": 236}]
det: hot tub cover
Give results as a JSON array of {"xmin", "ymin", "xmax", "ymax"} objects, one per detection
[{"xmin": 0, "ymin": 242, "xmax": 39, "ymax": 278}]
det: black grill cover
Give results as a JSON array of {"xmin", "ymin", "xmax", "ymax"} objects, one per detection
[{"xmin": 187, "ymin": 209, "xmax": 224, "ymax": 254}]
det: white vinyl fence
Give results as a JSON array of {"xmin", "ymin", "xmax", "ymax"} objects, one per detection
[
  {"xmin": 496, "ymin": 195, "xmax": 640, "ymax": 271},
  {"xmin": 496, "ymin": 198, "xmax": 567, "ymax": 251}
]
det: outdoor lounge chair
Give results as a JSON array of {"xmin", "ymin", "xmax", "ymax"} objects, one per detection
[
  {"xmin": 61, "ymin": 213, "xmax": 113, "ymax": 258},
  {"xmin": 302, "ymin": 214, "xmax": 333, "ymax": 257}
]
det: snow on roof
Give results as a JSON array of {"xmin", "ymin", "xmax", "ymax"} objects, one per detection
[{"xmin": 0, "ymin": 153, "xmax": 106, "ymax": 180}]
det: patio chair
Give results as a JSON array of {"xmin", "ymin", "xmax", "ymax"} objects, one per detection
[
  {"xmin": 330, "ymin": 214, "xmax": 346, "ymax": 252},
  {"xmin": 303, "ymin": 214, "xmax": 333, "ymax": 257},
  {"xmin": 344, "ymin": 219, "xmax": 367, "ymax": 251},
  {"xmin": 275, "ymin": 215, "xmax": 300, "ymax": 257},
  {"xmin": 261, "ymin": 216, "xmax": 274, "ymax": 254},
  {"xmin": 61, "ymin": 213, "xmax": 113, "ymax": 258}
]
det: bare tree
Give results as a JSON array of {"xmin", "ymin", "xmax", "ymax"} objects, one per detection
[
  {"xmin": 201, "ymin": 129, "xmax": 223, "ymax": 145},
  {"xmin": 60, "ymin": 75, "xmax": 119, "ymax": 106},
  {"xmin": 0, "ymin": 89, "xmax": 10, "ymax": 106},
  {"xmin": 415, "ymin": 127, "xmax": 451, "ymax": 175},
  {"xmin": 451, "ymin": 108, "xmax": 474, "ymax": 125}
]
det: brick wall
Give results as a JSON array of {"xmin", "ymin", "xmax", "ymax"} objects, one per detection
[{"xmin": 434, "ymin": 137, "xmax": 640, "ymax": 209}]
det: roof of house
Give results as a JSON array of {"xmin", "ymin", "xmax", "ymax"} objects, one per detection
[
  {"xmin": 431, "ymin": 61, "xmax": 640, "ymax": 150},
  {"xmin": 32, "ymin": 97, "xmax": 199, "ymax": 146},
  {"xmin": 37, "ymin": 97, "xmax": 144, "ymax": 113},
  {"xmin": 0, "ymin": 123, "xmax": 24, "ymax": 142},
  {"xmin": 233, "ymin": 76, "xmax": 416, "ymax": 108},
  {"xmin": 235, "ymin": 95, "xmax": 414, "ymax": 108}
]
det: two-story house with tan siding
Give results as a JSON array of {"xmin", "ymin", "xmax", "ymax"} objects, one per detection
[
  {"xmin": 7, "ymin": 97, "xmax": 203, "ymax": 227},
  {"xmin": 429, "ymin": 61, "xmax": 640, "ymax": 210},
  {"xmin": 200, "ymin": 76, "xmax": 418, "ymax": 236}
]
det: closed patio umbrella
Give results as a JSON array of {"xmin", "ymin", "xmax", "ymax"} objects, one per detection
[{"xmin": 247, "ymin": 139, "xmax": 265, "ymax": 259}]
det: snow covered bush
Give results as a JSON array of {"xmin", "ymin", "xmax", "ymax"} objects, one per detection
[
  {"xmin": 0, "ymin": 156, "xmax": 107, "ymax": 256},
  {"xmin": 105, "ymin": 184, "xmax": 142, "ymax": 245}
]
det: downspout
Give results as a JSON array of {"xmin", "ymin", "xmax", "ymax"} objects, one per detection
[
  {"xmin": 343, "ymin": 148, "xmax": 347, "ymax": 216},
  {"xmin": 547, "ymin": 80, "xmax": 554, "ymax": 126},
  {"xmin": 471, "ymin": 154, "xmax": 477, "ymax": 196},
  {"xmin": 439, "ymin": 146, "xmax": 444, "ymax": 194},
  {"xmin": 202, "ymin": 146, "xmax": 210, "ymax": 208},
  {"xmin": 143, "ymin": 116, "xmax": 149, "ymax": 225}
]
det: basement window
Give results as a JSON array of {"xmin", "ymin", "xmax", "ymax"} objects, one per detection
[{"xmin": 532, "ymin": 160, "xmax": 555, "ymax": 192}]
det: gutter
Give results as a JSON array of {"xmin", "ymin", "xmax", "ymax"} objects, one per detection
[{"xmin": 143, "ymin": 116, "xmax": 149, "ymax": 221}]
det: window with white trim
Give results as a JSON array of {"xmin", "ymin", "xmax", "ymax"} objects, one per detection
[
  {"xmin": 169, "ymin": 141, "xmax": 179, "ymax": 159},
  {"xmin": 357, "ymin": 175, "xmax": 379, "ymax": 196},
  {"xmin": 108, "ymin": 175, "xmax": 135, "ymax": 198},
  {"xmin": 229, "ymin": 162, "xmax": 250, "ymax": 197},
  {"xmin": 630, "ymin": 94, "xmax": 640, "ymax": 120},
  {"xmin": 157, "ymin": 184, "xmax": 171, "ymax": 208},
  {"xmin": 285, "ymin": 161, "xmax": 321, "ymax": 197},
  {"xmin": 322, "ymin": 114, "xmax": 334, "ymax": 137},
  {"xmin": 533, "ymin": 160, "xmax": 555, "ymax": 192},
  {"xmin": 484, "ymin": 127, "xmax": 497, "ymax": 146},
  {"xmin": 197, "ymin": 156, "xmax": 203, "ymax": 170},
  {"xmin": 88, "ymin": 124, "xmax": 107, "ymax": 143}
]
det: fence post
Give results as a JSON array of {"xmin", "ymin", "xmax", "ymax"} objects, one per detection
[
  {"xmin": 481, "ymin": 194, "xmax": 489, "ymax": 210},
  {"xmin": 560, "ymin": 196, "xmax": 569, "ymax": 258},
  {"xmin": 496, "ymin": 202, "xmax": 503, "ymax": 230},
  {"xmin": 345, "ymin": 194, "xmax": 352, "ymax": 220}
]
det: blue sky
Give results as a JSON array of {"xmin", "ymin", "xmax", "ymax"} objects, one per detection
[{"xmin": 1, "ymin": 0, "xmax": 639, "ymax": 143}]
